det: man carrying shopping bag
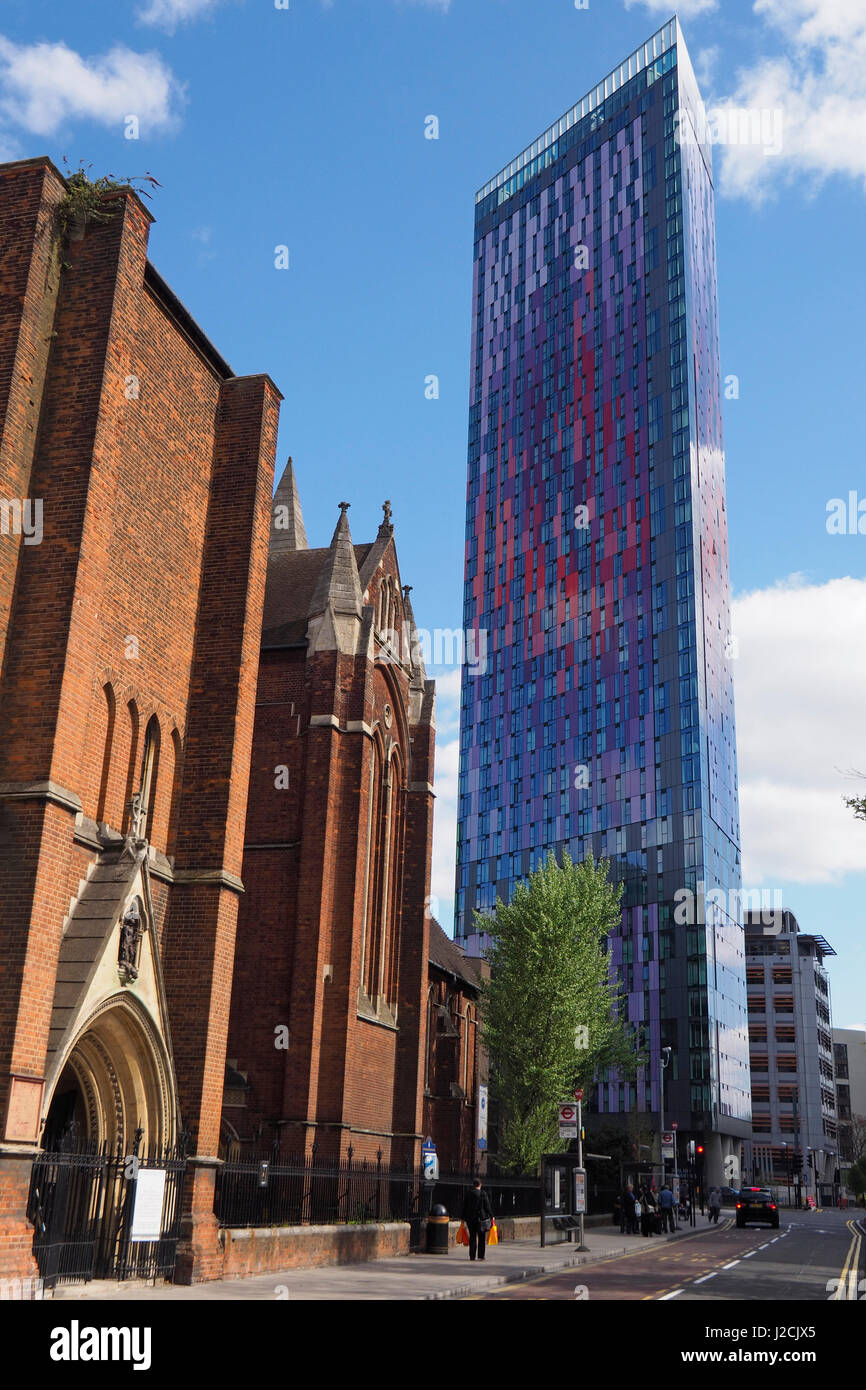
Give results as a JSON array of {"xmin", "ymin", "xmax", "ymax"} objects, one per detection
[{"xmin": 461, "ymin": 1178, "xmax": 494, "ymax": 1261}]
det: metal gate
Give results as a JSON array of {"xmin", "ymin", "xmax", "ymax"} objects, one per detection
[{"xmin": 28, "ymin": 1129, "xmax": 187, "ymax": 1288}]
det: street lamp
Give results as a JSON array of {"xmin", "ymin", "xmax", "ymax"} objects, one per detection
[
  {"xmin": 659, "ymin": 1047, "xmax": 672, "ymax": 1186},
  {"xmin": 781, "ymin": 1142, "xmax": 791, "ymax": 1208}
]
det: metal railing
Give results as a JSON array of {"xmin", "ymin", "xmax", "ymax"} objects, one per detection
[
  {"xmin": 214, "ymin": 1148, "xmax": 419, "ymax": 1228},
  {"xmin": 213, "ymin": 1149, "xmax": 543, "ymax": 1228},
  {"xmin": 28, "ymin": 1131, "xmax": 187, "ymax": 1288}
]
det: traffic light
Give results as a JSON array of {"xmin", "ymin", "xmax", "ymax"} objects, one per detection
[
  {"xmin": 696, "ymin": 1144, "xmax": 705, "ymax": 1158},
  {"xmin": 687, "ymin": 1140, "xmax": 696, "ymax": 1162}
]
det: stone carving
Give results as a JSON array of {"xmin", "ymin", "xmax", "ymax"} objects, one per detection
[{"xmin": 118, "ymin": 899, "xmax": 143, "ymax": 983}]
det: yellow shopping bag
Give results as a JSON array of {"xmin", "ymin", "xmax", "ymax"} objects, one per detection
[{"xmin": 487, "ymin": 1220, "xmax": 499, "ymax": 1246}]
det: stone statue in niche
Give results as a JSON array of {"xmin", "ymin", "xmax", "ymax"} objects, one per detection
[
  {"xmin": 128, "ymin": 791, "xmax": 146, "ymax": 841},
  {"xmin": 118, "ymin": 899, "xmax": 143, "ymax": 982}
]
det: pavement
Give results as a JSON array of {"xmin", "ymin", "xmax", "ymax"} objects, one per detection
[{"xmin": 48, "ymin": 1219, "xmax": 704, "ymax": 1301}]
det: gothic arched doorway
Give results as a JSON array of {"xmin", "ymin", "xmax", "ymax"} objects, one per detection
[{"xmin": 42, "ymin": 995, "xmax": 176, "ymax": 1154}]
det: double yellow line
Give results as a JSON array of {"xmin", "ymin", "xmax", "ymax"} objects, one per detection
[{"xmin": 832, "ymin": 1220, "xmax": 863, "ymax": 1300}]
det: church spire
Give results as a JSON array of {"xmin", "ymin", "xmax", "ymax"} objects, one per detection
[
  {"xmin": 307, "ymin": 501, "xmax": 363, "ymax": 621},
  {"xmin": 271, "ymin": 456, "xmax": 308, "ymax": 552}
]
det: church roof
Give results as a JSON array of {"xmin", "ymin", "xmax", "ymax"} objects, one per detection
[
  {"xmin": 428, "ymin": 918, "xmax": 481, "ymax": 990},
  {"xmin": 261, "ymin": 543, "xmax": 373, "ymax": 645}
]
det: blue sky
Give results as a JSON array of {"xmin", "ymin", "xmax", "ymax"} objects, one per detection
[{"xmin": 2, "ymin": 0, "xmax": 864, "ymax": 1027}]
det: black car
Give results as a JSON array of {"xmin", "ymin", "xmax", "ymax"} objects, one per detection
[{"xmin": 736, "ymin": 1187, "xmax": 779, "ymax": 1228}]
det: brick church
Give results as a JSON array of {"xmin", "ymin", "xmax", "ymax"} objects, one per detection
[
  {"xmin": 0, "ymin": 156, "xmax": 451, "ymax": 1286},
  {"xmin": 223, "ymin": 463, "xmax": 436, "ymax": 1165}
]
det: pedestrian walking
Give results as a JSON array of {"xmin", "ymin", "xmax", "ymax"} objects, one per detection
[
  {"xmin": 640, "ymin": 1184, "xmax": 658, "ymax": 1237},
  {"xmin": 708, "ymin": 1186, "xmax": 721, "ymax": 1224},
  {"xmin": 658, "ymin": 1183, "xmax": 678, "ymax": 1233},
  {"xmin": 461, "ymin": 1178, "xmax": 494, "ymax": 1262},
  {"xmin": 622, "ymin": 1183, "xmax": 638, "ymax": 1235}
]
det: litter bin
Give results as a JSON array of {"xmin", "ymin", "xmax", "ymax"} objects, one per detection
[{"xmin": 425, "ymin": 1203, "xmax": 450, "ymax": 1255}]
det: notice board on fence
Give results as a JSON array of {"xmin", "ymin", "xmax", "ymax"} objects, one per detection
[{"xmin": 130, "ymin": 1169, "xmax": 168, "ymax": 1242}]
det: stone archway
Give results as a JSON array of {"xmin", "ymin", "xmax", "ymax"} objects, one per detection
[{"xmin": 42, "ymin": 995, "xmax": 175, "ymax": 1153}]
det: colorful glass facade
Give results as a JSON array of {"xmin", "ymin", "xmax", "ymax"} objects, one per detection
[{"xmin": 456, "ymin": 20, "xmax": 750, "ymax": 1143}]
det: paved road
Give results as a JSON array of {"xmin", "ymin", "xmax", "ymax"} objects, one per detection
[{"xmin": 476, "ymin": 1210, "xmax": 865, "ymax": 1301}]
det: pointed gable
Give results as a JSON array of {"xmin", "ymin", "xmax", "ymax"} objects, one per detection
[{"xmin": 271, "ymin": 456, "xmax": 308, "ymax": 553}]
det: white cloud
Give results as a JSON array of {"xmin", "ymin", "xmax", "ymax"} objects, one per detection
[
  {"xmin": 707, "ymin": 0, "xmax": 866, "ymax": 201},
  {"xmin": 0, "ymin": 36, "xmax": 183, "ymax": 137},
  {"xmin": 732, "ymin": 575, "xmax": 866, "ymax": 885},
  {"xmin": 392, "ymin": 0, "xmax": 452, "ymax": 10},
  {"xmin": 626, "ymin": 0, "xmax": 717, "ymax": 15},
  {"xmin": 694, "ymin": 44, "xmax": 720, "ymax": 91},
  {"xmin": 138, "ymin": 0, "xmax": 232, "ymax": 31}
]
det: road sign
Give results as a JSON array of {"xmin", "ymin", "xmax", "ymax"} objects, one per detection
[
  {"xmin": 662, "ymin": 1131, "xmax": 674, "ymax": 1159},
  {"xmin": 559, "ymin": 1103, "xmax": 578, "ymax": 1138},
  {"xmin": 574, "ymin": 1088, "xmax": 584, "ymax": 1102},
  {"xmin": 421, "ymin": 1138, "xmax": 438, "ymax": 1182},
  {"xmin": 671, "ymin": 1121, "xmax": 678, "ymax": 1130}
]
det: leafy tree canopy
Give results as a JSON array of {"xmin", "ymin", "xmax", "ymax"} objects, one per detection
[{"xmin": 478, "ymin": 850, "xmax": 640, "ymax": 1173}]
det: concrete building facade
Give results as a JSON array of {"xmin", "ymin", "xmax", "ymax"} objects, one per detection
[{"xmin": 744, "ymin": 911, "xmax": 838, "ymax": 1203}]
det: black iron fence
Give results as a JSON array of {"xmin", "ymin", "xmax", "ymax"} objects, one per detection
[
  {"xmin": 214, "ymin": 1148, "xmax": 420, "ymax": 1228},
  {"xmin": 431, "ymin": 1174, "xmax": 541, "ymax": 1221},
  {"xmin": 28, "ymin": 1132, "xmax": 186, "ymax": 1288},
  {"xmin": 214, "ymin": 1149, "xmax": 542, "ymax": 1229}
]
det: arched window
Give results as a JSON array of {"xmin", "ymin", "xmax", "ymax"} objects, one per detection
[
  {"xmin": 120, "ymin": 701, "xmax": 140, "ymax": 834},
  {"xmin": 362, "ymin": 739, "xmax": 386, "ymax": 1001},
  {"xmin": 463, "ymin": 1004, "xmax": 475, "ymax": 1096},
  {"xmin": 95, "ymin": 683, "xmax": 115, "ymax": 823},
  {"xmin": 138, "ymin": 716, "xmax": 161, "ymax": 840},
  {"xmin": 360, "ymin": 736, "xmax": 406, "ymax": 1012},
  {"xmin": 383, "ymin": 749, "xmax": 405, "ymax": 1008},
  {"xmin": 165, "ymin": 728, "xmax": 183, "ymax": 857},
  {"xmin": 424, "ymin": 984, "xmax": 436, "ymax": 1092}
]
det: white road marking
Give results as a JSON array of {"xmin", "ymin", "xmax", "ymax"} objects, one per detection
[
  {"xmin": 758, "ymin": 1244, "xmax": 770, "ymax": 1250},
  {"xmin": 743, "ymin": 1252, "xmax": 756, "ymax": 1258},
  {"xmin": 694, "ymin": 1273, "xmax": 717, "ymax": 1284},
  {"xmin": 721, "ymin": 1260, "xmax": 740, "ymax": 1269},
  {"xmin": 660, "ymin": 1289, "xmax": 683, "ymax": 1300}
]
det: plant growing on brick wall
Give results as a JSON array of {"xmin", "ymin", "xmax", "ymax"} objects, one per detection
[
  {"xmin": 477, "ymin": 850, "xmax": 639, "ymax": 1173},
  {"xmin": 55, "ymin": 158, "xmax": 161, "ymax": 244}
]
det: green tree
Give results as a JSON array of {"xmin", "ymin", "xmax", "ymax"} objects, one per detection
[
  {"xmin": 478, "ymin": 850, "xmax": 638, "ymax": 1173},
  {"xmin": 845, "ymin": 1157, "xmax": 866, "ymax": 1202}
]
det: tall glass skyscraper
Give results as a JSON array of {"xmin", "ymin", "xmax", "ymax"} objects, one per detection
[{"xmin": 456, "ymin": 19, "xmax": 750, "ymax": 1168}]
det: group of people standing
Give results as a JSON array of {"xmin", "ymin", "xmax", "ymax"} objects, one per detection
[
  {"xmin": 617, "ymin": 1182, "xmax": 722, "ymax": 1233},
  {"xmin": 618, "ymin": 1182, "xmax": 679, "ymax": 1236}
]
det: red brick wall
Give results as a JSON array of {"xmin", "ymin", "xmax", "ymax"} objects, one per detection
[
  {"xmin": 0, "ymin": 160, "xmax": 65, "ymax": 685},
  {"xmin": 227, "ymin": 540, "xmax": 436, "ymax": 1169},
  {"xmin": 0, "ymin": 160, "xmax": 280, "ymax": 1291}
]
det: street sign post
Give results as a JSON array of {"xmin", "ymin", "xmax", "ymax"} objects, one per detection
[
  {"xmin": 558, "ymin": 1103, "xmax": 578, "ymax": 1139},
  {"xmin": 421, "ymin": 1137, "xmax": 439, "ymax": 1182}
]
